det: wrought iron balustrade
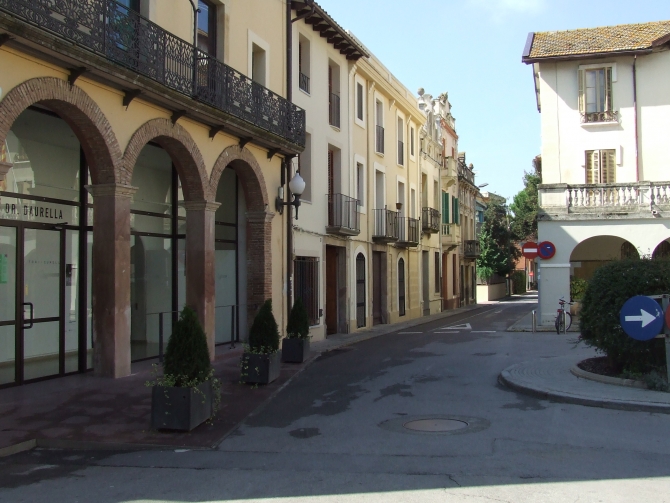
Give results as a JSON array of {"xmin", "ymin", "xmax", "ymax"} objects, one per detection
[
  {"xmin": 0, "ymin": 0, "xmax": 305, "ymax": 146},
  {"xmin": 457, "ymin": 159, "xmax": 475, "ymax": 185},
  {"xmin": 329, "ymin": 92, "xmax": 340, "ymax": 128},
  {"xmin": 375, "ymin": 125, "xmax": 384, "ymax": 154},
  {"xmin": 422, "ymin": 207, "xmax": 440, "ymax": 233},
  {"xmin": 372, "ymin": 208, "xmax": 398, "ymax": 242},
  {"xmin": 463, "ymin": 239, "xmax": 480, "ymax": 258},
  {"xmin": 397, "ymin": 217, "xmax": 419, "ymax": 247},
  {"xmin": 326, "ymin": 193, "xmax": 360, "ymax": 236},
  {"xmin": 397, "ymin": 140, "xmax": 404, "ymax": 165},
  {"xmin": 581, "ymin": 110, "xmax": 619, "ymax": 124},
  {"xmin": 299, "ymin": 72, "xmax": 310, "ymax": 93}
]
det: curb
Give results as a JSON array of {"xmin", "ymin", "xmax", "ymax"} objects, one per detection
[
  {"xmin": 498, "ymin": 367, "xmax": 670, "ymax": 414},
  {"xmin": 570, "ymin": 365, "xmax": 647, "ymax": 390}
]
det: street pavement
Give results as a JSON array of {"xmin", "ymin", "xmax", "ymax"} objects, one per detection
[{"xmin": 2, "ymin": 295, "xmax": 670, "ymax": 502}]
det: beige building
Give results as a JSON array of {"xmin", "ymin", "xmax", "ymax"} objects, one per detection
[{"xmin": 0, "ymin": 0, "xmax": 306, "ymax": 385}]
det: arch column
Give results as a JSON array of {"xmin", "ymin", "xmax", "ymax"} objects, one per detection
[
  {"xmin": 86, "ymin": 183, "xmax": 137, "ymax": 378},
  {"xmin": 0, "ymin": 161, "xmax": 11, "ymax": 181},
  {"xmin": 184, "ymin": 200, "xmax": 220, "ymax": 359},
  {"xmin": 246, "ymin": 210, "xmax": 275, "ymax": 313}
]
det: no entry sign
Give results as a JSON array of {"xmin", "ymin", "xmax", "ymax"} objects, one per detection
[
  {"xmin": 537, "ymin": 241, "xmax": 556, "ymax": 260},
  {"xmin": 522, "ymin": 242, "xmax": 538, "ymax": 259}
]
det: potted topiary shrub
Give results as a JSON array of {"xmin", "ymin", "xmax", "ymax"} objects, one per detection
[
  {"xmin": 147, "ymin": 306, "xmax": 219, "ymax": 431},
  {"xmin": 282, "ymin": 297, "xmax": 311, "ymax": 363},
  {"xmin": 240, "ymin": 299, "xmax": 281, "ymax": 384}
]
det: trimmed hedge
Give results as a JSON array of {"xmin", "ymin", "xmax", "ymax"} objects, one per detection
[
  {"xmin": 286, "ymin": 298, "xmax": 310, "ymax": 339},
  {"xmin": 248, "ymin": 299, "xmax": 280, "ymax": 353},
  {"xmin": 163, "ymin": 306, "xmax": 212, "ymax": 387},
  {"xmin": 511, "ymin": 271, "xmax": 526, "ymax": 294},
  {"xmin": 579, "ymin": 258, "xmax": 670, "ymax": 373}
]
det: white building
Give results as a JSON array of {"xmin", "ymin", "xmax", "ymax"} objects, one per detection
[{"xmin": 523, "ymin": 20, "xmax": 670, "ymax": 325}]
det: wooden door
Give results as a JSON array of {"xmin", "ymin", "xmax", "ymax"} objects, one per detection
[
  {"xmin": 325, "ymin": 246, "xmax": 337, "ymax": 335},
  {"xmin": 372, "ymin": 252, "xmax": 382, "ymax": 325}
]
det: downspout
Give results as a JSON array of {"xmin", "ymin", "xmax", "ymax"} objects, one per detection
[{"xmin": 633, "ymin": 55, "xmax": 640, "ymax": 182}]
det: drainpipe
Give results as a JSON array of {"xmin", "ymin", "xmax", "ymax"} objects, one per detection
[
  {"xmin": 633, "ymin": 55, "xmax": 640, "ymax": 182},
  {"xmin": 186, "ymin": 0, "xmax": 200, "ymax": 93}
]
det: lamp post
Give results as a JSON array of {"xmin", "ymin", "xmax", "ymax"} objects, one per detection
[{"xmin": 276, "ymin": 171, "xmax": 306, "ymax": 219}]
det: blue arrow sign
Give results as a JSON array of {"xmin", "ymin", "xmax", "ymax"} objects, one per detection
[{"xmin": 619, "ymin": 295, "xmax": 664, "ymax": 341}]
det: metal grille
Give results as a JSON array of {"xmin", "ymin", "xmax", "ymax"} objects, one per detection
[
  {"xmin": 0, "ymin": 0, "xmax": 305, "ymax": 146},
  {"xmin": 375, "ymin": 125, "xmax": 384, "ymax": 153},
  {"xmin": 294, "ymin": 256, "xmax": 319, "ymax": 326},
  {"xmin": 398, "ymin": 258, "xmax": 406, "ymax": 317},
  {"xmin": 372, "ymin": 209, "xmax": 399, "ymax": 240},
  {"xmin": 398, "ymin": 217, "xmax": 419, "ymax": 245},
  {"xmin": 422, "ymin": 207, "xmax": 440, "ymax": 233},
  {"xmin": 327, "ymin": 193, "xmax": 360, "ymax": 232},
  {"xmin": 356, "ymin": 253, "xmax": 365, "ymax": 328}
]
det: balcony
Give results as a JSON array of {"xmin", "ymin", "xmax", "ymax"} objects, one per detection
[
  {"xmin": 463, "ymin": 240, "xmax": 481, "ymax": 258},
  {"xmin": 538, "ymin": 182, "xmax": 670, "ymax": 220},
  {"xmin": 326, "ymin": 193, "xmax": 360, "ymax": 236},
  {"xmin": 0, "ymin": 0, "xmax": 305, "ymax": 148},
  {"xmin": 396, "ymin": 217, "xmax": 419, "ymax": 247},
  {"xmin": 422, "ymin": 207, "xmax": 440, "ymax": 234},
  {"xmin": 329, "ymin": 93, "xmax": 340, "ymax": 128},
  {"xmin": 441, "ymin": 223, "xmax": 460, "ymax": 249},
  {"xmin": 397, "ymin": 140, "xmax": 404, "ymax": 165},
  {"xmin": 299, "ymin": 72, "xmax": 310, "ymax": 94},
  {"xmin": 457, "ymin": 158, "xmax": 475, "ymax": 186},
  {"xmin": 372, "ymin": 209, "xmax": 399, "ymax": 243},
  {"xmin": 581, "ymin": 110, "xmax": 619, "ymax": 124},
  {"xmin": 375, "ymin": 125, "xmax": 385, "ymax": 154}
]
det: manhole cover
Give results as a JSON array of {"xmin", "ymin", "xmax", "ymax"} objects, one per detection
[{"xmin": 403, "ymin": 418, "xmax": 468, "ymax": 432}]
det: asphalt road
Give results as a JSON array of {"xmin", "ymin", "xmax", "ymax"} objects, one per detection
[{"xmin": 2, "ymin": 295, "xmax": 670, "ymax": 502}]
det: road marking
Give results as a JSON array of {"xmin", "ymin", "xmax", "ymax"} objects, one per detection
[
  {"xmin": 472, "ymin": 330, "xmax": 496, "ymax": 333},
  {"xmin": 398, "ymin": 331, "xmax": 423, "ymax": 334},
  {"xmin": 440, "ymin": 322, "xmax": 472, "ymax": 330},
  {"xmin": 495, "ymin": 310, "xmax": 502, "ymax": 313},
  {"xmin": 434, "ymin": 331, "xmax": 460, "ymax": 334}
]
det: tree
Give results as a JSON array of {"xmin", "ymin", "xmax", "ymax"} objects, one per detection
[
  {"xmin": 509, "ymin": 157, "xmax": 541, "ymax": 242},
  {"xmin": 477, "ymin": 200, "xmax": 519, "ymax": 282}
]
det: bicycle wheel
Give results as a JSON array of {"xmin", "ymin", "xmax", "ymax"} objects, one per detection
[
  {"xmin": 565, "ymin": 312, "xmax": 573, "ymax": 331},
  {"xmin": 555, "ymin": 314, "xmax": 563, "ymax": 334}
]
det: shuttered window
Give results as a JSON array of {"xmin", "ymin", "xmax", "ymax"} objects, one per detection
[
  {"xmin": 452, "ymin": 197, "xmax": 459, "ymax": 224},
  {"xmin": 442, "ymin": 192, "xmax": 449, "ymax": 224},
  {"xmin": 585, "ymin": 149, "xmax": 616, "ymax": 184}
]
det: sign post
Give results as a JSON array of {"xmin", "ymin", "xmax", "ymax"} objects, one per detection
[{"xmin": 619, "ymin": 295, "xmax": 664, "ymax": 341}]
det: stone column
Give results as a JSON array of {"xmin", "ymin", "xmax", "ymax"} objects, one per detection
[
  {"xmin": 0, "ymin": 161, "xmax": 11, "ymax": 182},
  {"xmin": 184, "ymin": 200, "xmax": 220, "ymax": 360},
  {"xmin": 246, "ymin": 210, "xmax": 274, "ymax": 317},
  {"xmin": 86, "ymin": 183, "xmax": 137, "ymax": 378}
]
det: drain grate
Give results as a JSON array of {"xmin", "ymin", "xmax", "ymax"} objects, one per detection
[{"xmin": 403, "ymin": 418, "xmax": 468, "ymax": 432}]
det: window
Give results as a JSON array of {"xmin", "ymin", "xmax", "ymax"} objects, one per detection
[
  {"xmin": 410, "ymin": 188, "xmax": 416, "ymax": 218},
  {"xmin": 434, "ymin": 252, "xmax": 440, "ymax": 293},
  {"xmin": 442, "ymin": 191, "xmax": 450, "ymax": 229},
  {"xmin": 356, "ymin": 162, "xmax": 365, "ymax": 209},
  {"xmin": 579, "ymin": 67, "xmax": 615, "ymax": 123},
  {"xmin": 585, "ymin": 149, "xmax": 616, "ymax": 184},
  {"xmin": 452, "ymin": 197, "xmax": 459, "ymax": 224},
  {"xmin": 356, "ymin": 82, "xmax": 364, "ymax": 121},
  {"xmin": 433, "ymin": 180, "xmax": 439, "ymax": 211},
  {"xmin": 197, "ymin": 1, "xmax": 217, "ymax": 56},
  {"xmin": 294, "ymin": 257, "xmax": 320, "ymax": 326},
  {"xmin": 375, "ymin": 170, "xmax": 385, "ymax": 209},
  {"xmin": 397, "ymin": 117, "xmax": 404, "ymax": 166},
  {"xmin": 328, "ymin": 62, "xmax": 340, "ymax": 128},
  {"xmin": 410, "ymin": 126, "xmax": 415, "ymax": 157},
  {"xmin": 298, "ymin": 35, "xmax": 310, "ymax": 94},
  {"xmin": 398, "ymin": 258, "xmax": 406, "ymax": 316},
  {"xmin": 375, "ymin": 100, "xmax": 384, "ymax": 154},
  {"xmin": 299, "ymin": 134, "xmax": 311, "ymax": 201},
  {"xmin": 251, "ymin": 43, "xmax": 266, "ymax": 85},
  {"xmin": 356, "ymin": 253, "xmax": 366, "ymax": 328}
]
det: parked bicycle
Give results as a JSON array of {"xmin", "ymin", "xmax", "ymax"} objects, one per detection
[{"xmin": 555, "ymin": 297, "xmax": 573, "ymax": 334}]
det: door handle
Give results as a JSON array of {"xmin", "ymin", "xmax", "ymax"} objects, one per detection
[{"xmin": 22, "ymin": 302, "xmax": 34, "ymax": 329}]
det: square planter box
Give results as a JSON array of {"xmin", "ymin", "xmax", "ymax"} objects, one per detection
[
  {"xmin": 151, "ymin": 380, "xmax": 213, "ymax": 432},
  {"xmin": 241, "ymin": 352, "xmax": 281, "ymax": 384},
  {"xmin": 282, "ymin": 338, "xmax": 310, "ymax": 363}
]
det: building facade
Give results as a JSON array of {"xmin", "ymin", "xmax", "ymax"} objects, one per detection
[{"xmin": 523, "ymin": 20, "xmax": 670, "ymax": 324}]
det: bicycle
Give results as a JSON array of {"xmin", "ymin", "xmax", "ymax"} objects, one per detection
[{"xmin": 555, "ymin": 297, "xmax": 573, "ymax": 334}]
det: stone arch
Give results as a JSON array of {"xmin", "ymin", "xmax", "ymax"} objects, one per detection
[
  {"xmin": 0, "ymin": 77, "xmax": 121, "ymax": 183},
  {"xmin": 209, "ymin": 144, "xmax": 270, "ymax": 212},
  {"xmin": 653, "ymin": 239, "xmax": 670, "ymax": 259},
  {"xmin": 123, "ymin": 118, "xmax": 210, "ymax": 201},
  {"xmin": 210, "ymin": 145, "xmax": 273, "ymax": 316},
  {"xmin": 570, "ymin": 235, "xmax": 639, "ymax": 281}
]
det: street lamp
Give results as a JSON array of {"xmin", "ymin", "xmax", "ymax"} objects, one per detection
[
  {"xmin": 276, "ymin": 172, "xmax": 306, "ymax": 219},
  {"xmin": 477, "ymin": 183, "xmax": 489, "ymax": 189}
]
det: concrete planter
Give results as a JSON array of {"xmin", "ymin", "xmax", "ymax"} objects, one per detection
[
  {"xmin": 282, "ymin": 338, "xmax": 310, "ymax": 363},
  {"xmin": 151, "ymin": 380, "xmax": 213, "ymax": 431},
  {"xmin": 241, "ymin": 352, "xmax": 281, "ymax": 384}
]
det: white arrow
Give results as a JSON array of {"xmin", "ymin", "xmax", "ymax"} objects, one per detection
[
  {"xmin": 625, "ymin": 309, "xmax": 657, "ymax": 328},
  {"xmin": 441, "ymin": 323, "xmax": 472, "ymax": 330}
]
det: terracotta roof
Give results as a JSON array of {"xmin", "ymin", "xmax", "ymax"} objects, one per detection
[{"xmin": 523, "ymin": 20, "xmax": 670, "ymax": 62}]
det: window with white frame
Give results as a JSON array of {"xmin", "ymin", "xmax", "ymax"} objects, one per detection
[
  {"xmin": 410, "ymin": 125, "xmax": 415, "ymax": 158},
  {"xmin": 251, "ymin": 43, "xmax": 266, "ymax": 86},
  {"xmin": 397, "ymin": 117, "xmax": 404, "ymax": 166},
  {"xmin": 356, "ymin": 162, "xmax": 365, "ymax": 209},
  {"xmin": 579, "ymin": 66, "xmax": 616, "ymax": 123},
  {"xmin": 328, "ymin": 61, "xmax": 341, "ymax": 128},
  {"xmin": 375, "ymin": 99, "xmax": 384, "ymax": 154},
  {"xmin": 356, "ymin": 81, "xmax": 364, "ymax": 122},
  {"xmin": 298, "ymin": 34, "xmax": 310, "ymax": 94}
]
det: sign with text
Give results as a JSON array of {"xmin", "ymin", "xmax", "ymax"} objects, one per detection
[
  {"xmin": 0, "ymin": 195, "xmax": 77, "ymax": 225},
  {"xmin": 620, "ymin": 295, "xmax": 664, "ymax": 341}
]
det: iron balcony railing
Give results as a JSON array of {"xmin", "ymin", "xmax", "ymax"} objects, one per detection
[
  {"xmin": 581, "ymin": 110, "xmax": 619, "ymax": 124},
  {"xmin": 422, "ymin": 207, "xmax": 440, "ymax": 233},
  {"xmin": 397, "ymin": 217, "xmax": 419, "ymax": 247},
  {"xmin": 372, "ymin": 208, "xmax": 398, "ymax": 242},
  {"xmin": 0, "ymin": 0, "xmax": 306, "ymax": 146},
  {"xmin": 375, "ymin": 125, "xmax": 385, "ymax": 154},
  {"xmin": 463, "ymin": 240, "xmax": 481, "ymax": 258},
  {"xmin": 457, "ymin": 158, "xmax": 475, "ymax": 185},
  {"xmin": 397, "ymin": 140, "xmax": 404, "ymax": 165},
  {"xmin": 329, "ymin": 92, "xmax": 340, "ymax": 128},
  {"xmin": 326, "ymin": 193, "xmax": 360, "ymax": 236},
  {"xmin": 299, "ymin": 72, "xmax": 310, "ymax": 94}
]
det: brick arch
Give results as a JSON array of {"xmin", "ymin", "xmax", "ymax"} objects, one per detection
[
  {"xmin": 0, "ymin": 77, "xmax": 121, "ymax": 184},
  {"xmin": 123, "ymin": 118, "xmax": 211, "ymax": 201},
  {"xmin": 209, "ymin": 144, "xmax": 270, "ymax": 212}
]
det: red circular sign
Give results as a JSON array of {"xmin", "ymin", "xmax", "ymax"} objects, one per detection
[
  {"xmin": 522, "ymin": 242, "xmax": 538, "ymax": 260},
  {"xmin": 538, "ymin": 241, "xmax": 557, "ymax": 260}
]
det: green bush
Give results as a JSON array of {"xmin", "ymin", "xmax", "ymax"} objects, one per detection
[
  {"xmin": 511, "ymin": 271, "xmax": 526, "ymax": 294},
  {"xmin": 248, "ymin": 299, "xmax": 280, "ymax": 353},
  {"xmin": 163, "ymin": 306, "xmax": 212, "ymax": 387},
  {"xmin": 579, "ymin": 258, "xmax": 670, "ymax": 373},
  {"xmin": 286, "ymin": 298, "xmax": 310, "ymax": 339},
  {"xmin": 570, "ymin": 278, "xmax": 589, "ymax": 301}
]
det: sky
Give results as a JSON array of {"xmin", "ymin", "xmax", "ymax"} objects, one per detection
[{"xmin": 316, "ymin": 0, "xmax": 670, "ymax": 201}]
